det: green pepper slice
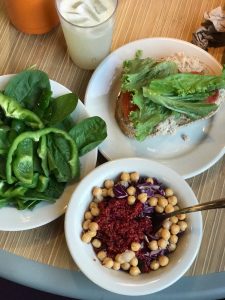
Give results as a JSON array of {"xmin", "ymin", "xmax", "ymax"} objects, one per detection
[{"xmin": 6, "ymin": 127, "xmax": 79, "ymax": 184}]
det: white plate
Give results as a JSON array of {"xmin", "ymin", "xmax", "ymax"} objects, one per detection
[
  {"xmin": 0, "ymin": 75, "xmax": 97, "ymax": 231},
  {"xmin": 85, "ymin": 37, "xmax": 225, "ymax": 179}
]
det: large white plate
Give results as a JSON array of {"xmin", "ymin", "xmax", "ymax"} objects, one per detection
[
  {"xmin": 0, "ymin": 75, "xmax": 97, "ymax": 231},
  {"xmin": 85, "ymin": 37, "xmax": 225, "ymax": 179}
]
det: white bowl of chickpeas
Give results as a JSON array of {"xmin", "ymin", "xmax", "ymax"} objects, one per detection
[{"xmin": 65, "ymin": 158, "xmax": 202, "ymax": 296}]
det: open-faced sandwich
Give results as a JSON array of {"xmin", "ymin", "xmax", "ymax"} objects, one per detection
[{"xmin": 115, "ymin": 51, "xmax": 225, "ymax": 141}]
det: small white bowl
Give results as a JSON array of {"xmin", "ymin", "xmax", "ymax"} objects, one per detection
[{"xmin": 65, "ymin": 158, "xmax": 202, "ymax": 296}]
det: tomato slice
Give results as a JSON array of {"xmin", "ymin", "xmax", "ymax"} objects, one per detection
[
  {"xmin": 118, "ymin": 92, "xmax": 137, "ymax": 118},
  {"xmin": 206, "ymin": 90, "xmax": 219, "ymax": 103}
]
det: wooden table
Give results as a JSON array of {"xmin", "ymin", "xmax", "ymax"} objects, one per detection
[{"xmin": 0, "ymin": 0, "xmax": 225, "ymax": 297}]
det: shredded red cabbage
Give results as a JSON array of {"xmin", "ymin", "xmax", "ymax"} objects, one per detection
[{"xmin": 113, "ymin": 183, "xmax": 128, "ymax": 198}]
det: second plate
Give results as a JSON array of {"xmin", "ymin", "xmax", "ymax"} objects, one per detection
[{"xmin": 84, "ymin": 37, "xmax": 225, "ymax": 179}]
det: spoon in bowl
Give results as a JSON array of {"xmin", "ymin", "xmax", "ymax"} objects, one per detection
[{"xmin": 152, "ymin": 198, "xmax": 225, "ymax": 232}]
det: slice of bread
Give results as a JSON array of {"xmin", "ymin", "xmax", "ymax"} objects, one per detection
[{"xmin": 115, "ymin": 89, "xmax": 224, "ymax": 139}]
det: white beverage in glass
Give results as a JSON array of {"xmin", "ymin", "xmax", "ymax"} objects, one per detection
[{"xmin": 56, "ymin": 0, "xmax": 118, "ymax": 70}]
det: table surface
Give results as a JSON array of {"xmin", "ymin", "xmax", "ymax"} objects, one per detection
[{"xmin": 0, "ymin": 0, "xmax": 225, "ymax": 298}]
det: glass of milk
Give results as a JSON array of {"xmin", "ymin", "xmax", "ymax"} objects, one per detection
[{"xmin": 55, "ymin": 0, "xmax": 118, "ymax": 70}]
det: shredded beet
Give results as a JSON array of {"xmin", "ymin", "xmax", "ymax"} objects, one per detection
[{"xmin": 95, "ymin": 199, "xmax": 152, "ymax": 258}]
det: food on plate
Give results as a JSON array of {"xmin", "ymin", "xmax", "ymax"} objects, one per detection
[
  {"xmin": 0, "ymin": 69, "xmax": 107, "ymax": 209},
  {"xmin": 81, "ymin": 171, "xmax": 187, "ymax": 276},
  {"xmin": 115, "ymin": 51, "xmax": 225, "ymax": 141}
]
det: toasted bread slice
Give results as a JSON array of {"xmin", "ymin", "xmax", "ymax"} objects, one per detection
[{"xmin": 115, "ymin": 89, "xmax": 225, "ymax": 139}]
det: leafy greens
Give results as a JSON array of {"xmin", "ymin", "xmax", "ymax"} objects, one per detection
[
  {"xmin": 121, "ymin": 51, "xmax": 225, "ymax": 141},
  {"xmin": 0, "ymin": 69, "xmax": 107, "ymax": 209}
]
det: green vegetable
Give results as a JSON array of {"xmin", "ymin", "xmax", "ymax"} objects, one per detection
[
  {"xmin": 0, "ymin": 93, "xmax": 44, "ymax": 129},
  {"xmin": 6, "ymin": 128, "xmax": 79, "ymax": 185},
  {"xmin": 0, "ymin": 69, "xmax": 107, "ymax": 209},
  {"xmin": 4, "ymin": 69, "xmax": 52, "ymax": 117},
  {"xmin": 121, "ymin": 51, "xmax": 225, "ymax": 141},
  {"xmin": 69, "ymin": 116, "xmax": 107, "ymax": 156},
  {"xmin": 44, "ymin": 93, "xmax": 78, "ymax": 125}
]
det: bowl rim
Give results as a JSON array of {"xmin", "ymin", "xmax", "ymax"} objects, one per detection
[{"xmin": 65, "ymin": 157, "xmax": 203, "ymax": 296}]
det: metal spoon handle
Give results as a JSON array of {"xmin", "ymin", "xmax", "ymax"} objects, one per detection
[{"xmin": 166, "ymin": 198, "xmax": 225, "ymax": 218}]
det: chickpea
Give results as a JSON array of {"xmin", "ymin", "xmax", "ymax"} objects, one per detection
[
  {"xmin": 148, "ymin": 197, "xmax": 158, "ymax": 206},
  {"xmin": 129, "ymin": 266, "xmax": 141, "ymax": 276},
  {"xmin": 161, "ymin": 228, "xmax": 171, "ymax": 240},
  {"xmin": 82, "ymin": 219, "xmax": 91, "ymax": 230},
  {"xmin": 121, "ymin": 250, "xmax": 135, "ymax": 262},
  {"xmin": 131, "ymin": 242, "xmax": 141, "ymax": 252},
  {"xmin": 101, "ymin": 188, "xmax": 108, "ymax": 197},
  {"xmin": 107, "ymin": 188, "xmax": 115, "ymax": 198},
  {"xmin": 169, "ymin": 234, "xmax": 178, "ymax": 244},
  {"xmin": 177, "ymin": 213, "xmax": 186, "ymax": 220},
  {"xmin": 137, "ymin": 193, "xmax": 148, "ymax": 203},
  {"xmin": 120, "ymin": 172, "xmax": 130, "ymax": 182},
  {"xmin": 89, "ymin": 201, "xmax": 98, "ymax": 209},
  {"xmin": 150, "ymin": 260, "xmax": 160, "ymax": 270},
  {"xmin": 97, "ymin": 251, "xmax": 107, "ymax": 261},
  {"xmin": 146, "ymin": 177, "xmax": 154, "ymax": 184},
  {"xmin": 112, "ymin": 261, "xmax": 120, "ymax": 271},
  {"xmin": 103, "ymin": 257, "xmax": 114, "ymax": 268},
  {"xmin": 92, "ymin": 239, "xmax": 101, "ymax": 248},
  {"xmin": 115, "ymin": 254, "xmax": 125, "ymax": 264},
  {"xmin": 93, "ymin": 196, "xmax": 103, "ymax": 203},
  {"xmin": 174, "ymin": 205, "xmax": 180, "ymax": 211},
  {"xmin": 155, "ymin": 205, "xmax": 164, "ymax": 213},
  {"xmin": 84, "ymin": 211, "xmax": 93, "ymax": 220},
  {"xmin": 159, "ymin": 255, "xmax": 169, "ymax": 267},
  {"xmin": 168, "ymin": 195, "xmax": 178, "ymax": 206},
  {"xmin": 157, "ymin": 238, "xmax": 168, "ymax": 249},
  {"xmin": 168, "ymin": 243, "xmax": 176, "ymax": 252},
  {"xmin": 87, "ymin": 230, "xmax": 96, "ymax": 238},
  {"xmin": 178, "ymin": 221, "xmax": 188, "ymax": 231},
  {"xmin": 170, "ymin": 216, "xmax": 178, "ymax": 224},
  {"xmin": 148, "ymin": 240, "xmax": 158, "ymax": 251},
  {"xmin": 165, "ymin": 188, "xmax": 174, "ymax": 197},
  {"xmin": 170, "ymin": 224, "xmax": 180, "ymax": 235},
  {"xmin": 92, "ymin": 187, "xmax": 102, "ymax": 198},
  {"xmin": 81, "ymin": 232, "xmax": 92, "ymax": 243},
  {"xmin": 162, "ymin": 219, "xmax": 172, "ymax": 230},
  {"xmin": 164, "ymin": 204, "xmax": 175, "ymax": 214},
  {"xmin": 104, "ymin": 179, "xmax": 114, "ymax": 189},
  {"xmin": 91, "ymin": 207, "xmax": 100, "ymax": 217},
  {"xmin": 127, "ymin": 186, "xmax": 136, "ymax": 196},
  {"xmin": 130, "ymin": 257, "xmax": 138, "ymax": 267},
  {"xmin": 119, "ymin": 180, "xmax": 129, "ymax": 188},
  {"xmin": 88, "ymin": 222, "xmax": 99, "ymax": 231},
  {"xmin": 121, "ymin": 262, "xmax": 130, "ymax": 271},
  {"xmin": 158, "ymin": 197, "xmax": 168, "ymax": 208},
  {"xmin": 127, "ymin": 195, "xmax": 136, "ymax": 205},
  {"xmin": 130, "ymin": 172, "xmax": 140, "ymax": 182}
]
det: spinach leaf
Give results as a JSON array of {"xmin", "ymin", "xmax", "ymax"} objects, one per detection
[
  {"xmin": 44, "ymin": 93, "xmax": 78, "ymax": 125},
  {"xmin": 69, "ymin": 116, "xmax": 107, "ymax": 156},
  {"xmin": 4, "ymin": 69, "xmax": 52, "ymax": 116},
  {"xmin": 47, "ymin": 133, "xmax": 79, "ymax": 182}
]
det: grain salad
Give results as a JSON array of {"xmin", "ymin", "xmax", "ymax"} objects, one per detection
[{"xmin": 81, "ymin": 172, "xmax": 188, "ymax": 276}]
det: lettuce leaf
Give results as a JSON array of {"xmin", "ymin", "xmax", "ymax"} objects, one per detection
[
  {"xmin": 121, "ymin": 51, "xmax": 178, "ymax": 92},
  {"xmin": 120, "ymin": 51, "xmax": 225, "ymax": 141}
]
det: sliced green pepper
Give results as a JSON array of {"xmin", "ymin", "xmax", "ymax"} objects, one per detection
[
  {"xmin": 0, "ymin": 92, "xmax": 44, "ymax": 129},
  {"xmin": 6, "ymin": 128, "xmax": 79, "ymax": 184}
]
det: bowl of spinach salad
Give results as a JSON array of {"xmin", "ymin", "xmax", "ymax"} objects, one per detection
[{"xmin": 0, "ymin": 69, "xmax": 107, "ymax": 230}]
